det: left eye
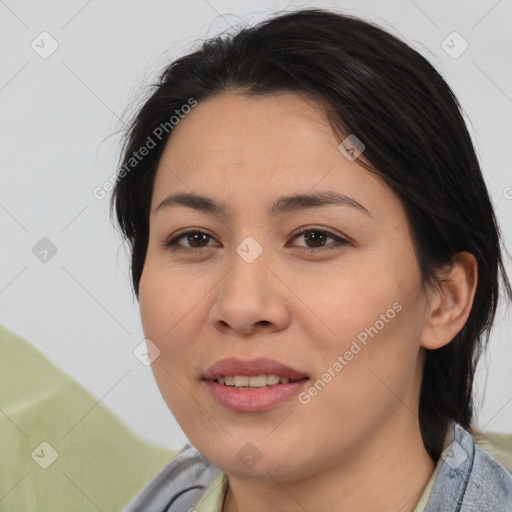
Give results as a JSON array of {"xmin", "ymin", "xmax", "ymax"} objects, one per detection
[
  {"xmin": 163, "ymin": 227, "xmax": 349, "ymax": 252},
  {"xmin": 290, "ymin": 227, "xmax": 349, "ymax": 252}
]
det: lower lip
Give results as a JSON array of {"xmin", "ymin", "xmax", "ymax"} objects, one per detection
[{"xmin": 204, "ymin": 379, "xmax": 309, "ymax": 412}]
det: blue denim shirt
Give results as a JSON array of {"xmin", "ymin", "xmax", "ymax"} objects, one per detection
[
  {"xmin": 426, "ymin": 423, "xmax": 512, "ymax": 510},
  {"xmin": 122, "ymin": 423, "xmax": 512, "ymax": 511}
]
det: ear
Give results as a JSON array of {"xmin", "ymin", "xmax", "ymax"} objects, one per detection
[{"xmin": 420, "ymin": 251, "xmax": 478, "ymax": 350}]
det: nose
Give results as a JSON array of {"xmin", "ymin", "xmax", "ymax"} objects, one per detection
[{"xmin": 208, "ymin": 246, "xmax": 291, "ymax": 336}]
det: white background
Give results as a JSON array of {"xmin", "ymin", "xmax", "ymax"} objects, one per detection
[{"xmin": 1, "ymin": 0, "xmax": 511, "ymax": 451}]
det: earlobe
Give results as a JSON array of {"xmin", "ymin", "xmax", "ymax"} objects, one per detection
[{"xmin": 420, "ymin": 251, "xmax": 478, "ymax": 350}]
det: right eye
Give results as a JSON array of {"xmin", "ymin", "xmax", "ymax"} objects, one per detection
[{"xmin": 162, "ymin": 230, "xmax": 218, "ymax": 252}]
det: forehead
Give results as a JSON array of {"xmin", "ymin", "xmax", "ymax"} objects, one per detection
[
  {"xmin": 160, "ymin": 91, "xmax": 335, "ymax": 167},
  {"xmin": 151, "ymin": 91, "xmax": 399, "ymax": 222}
]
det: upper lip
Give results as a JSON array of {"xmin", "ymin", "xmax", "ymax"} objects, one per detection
[{"xmin": 203, "ymin": 357, "xmax": 309, "ymax": 382}]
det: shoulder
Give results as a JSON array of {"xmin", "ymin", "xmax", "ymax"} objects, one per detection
[
  {"xmin": 426, "ymin": 423, "xmax": 512, "ymax": 511},
  {"xmin": 122, "ymin": 443, "xmax": 222, "ymax": 512},
  {"xmin": 463, "ymin": 428, "xmax": 512, "ymax": 510}
]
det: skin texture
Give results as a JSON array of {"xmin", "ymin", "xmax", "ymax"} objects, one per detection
[{"xmin": 138, "ymin": 91, "xmax": 478, "ymax": 512}]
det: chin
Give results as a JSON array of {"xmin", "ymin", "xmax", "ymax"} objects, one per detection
[{"xmin": 197, "ymin": 441, "xmax": 306, "ymax": 481}]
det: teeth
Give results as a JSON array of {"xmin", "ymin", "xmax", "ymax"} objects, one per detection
[
  {"xmin": 216, "ymin": 375, "xmax": 292, "ymax": 387},
  {"xmin": 265, "ymin": 375, "xmax": 281, "ymax": 385},
  {"xmin": 234, "ymin": 375, "xmax": 249, "ymax": 386}
]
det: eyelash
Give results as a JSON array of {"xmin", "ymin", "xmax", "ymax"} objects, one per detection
[{"xmin": 162, "ymin": 226, "xmax": 350, "ymax": 254}]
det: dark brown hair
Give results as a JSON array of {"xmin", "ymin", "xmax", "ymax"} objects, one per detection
[{"xmin": 110, "ymin": 8, "xmax": 511, "ymax": 462}]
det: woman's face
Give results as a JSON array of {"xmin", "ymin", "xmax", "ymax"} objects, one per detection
[{"xmin": 139, "ymin": 91, "xmax": 431, "ymax": 480}]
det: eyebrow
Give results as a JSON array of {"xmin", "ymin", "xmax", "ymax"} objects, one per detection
[{"xmin": 153, "ymin": 191, "xmax": 371, "ymax": 217}]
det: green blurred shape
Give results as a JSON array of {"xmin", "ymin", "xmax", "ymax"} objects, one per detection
[{"xmin": 0, "ymin": 323, "xmax": 177, "ymax": 512}]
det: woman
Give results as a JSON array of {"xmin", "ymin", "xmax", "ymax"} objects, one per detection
[{"xmin": 112, "ymin": 8, "xmax": 512, "ymax": 512}]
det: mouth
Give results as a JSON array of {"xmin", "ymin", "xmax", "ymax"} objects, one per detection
[
  {"xmin": 202, "ymin": 357, "xmax": 309, "ymax": 412},
  {"xmin": 203, "ymin": 356, "xmax": 309, "ymax": 383}
]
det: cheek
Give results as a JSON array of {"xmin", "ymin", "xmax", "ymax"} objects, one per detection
[
  {"xmin": 139, "ymin": 261, "xmax": 198, "ymax": 337},
  {"xmin": 310, "ymin": 284, "xmax": 408, "ymax": 395},
  {"xmin": 304, "ymin": 261, "xmax": 404, "ymax": 350},
  {"xmin": 138, "ymin": 261, "xmax": 208, "ymax": 384},
  {"xmin": 298, "ymin": 293, "xmax": 423, "ymax": 450},
  {"xmin": 139, "ymin": 268, "xmax": 200, "ymax": 422},
  {"xmin": 302, "ymin": 252, "xmax": 424, "ymax": 406}
]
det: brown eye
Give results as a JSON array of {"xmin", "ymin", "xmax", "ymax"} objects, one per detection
[
  {"xmin": 291, "ymin": 227, "xmax": 349, "ymax": 252},
  {"xmin": 163, "ymin": 230, "xmax": 216, "ymax": 251},
  {"xmin": 183, "ymin": 232, "xmax": 210, "ymax": 248},
  {"xmin": 303, "ymin": 230, "xmax": 328, "ymax": 247}
]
